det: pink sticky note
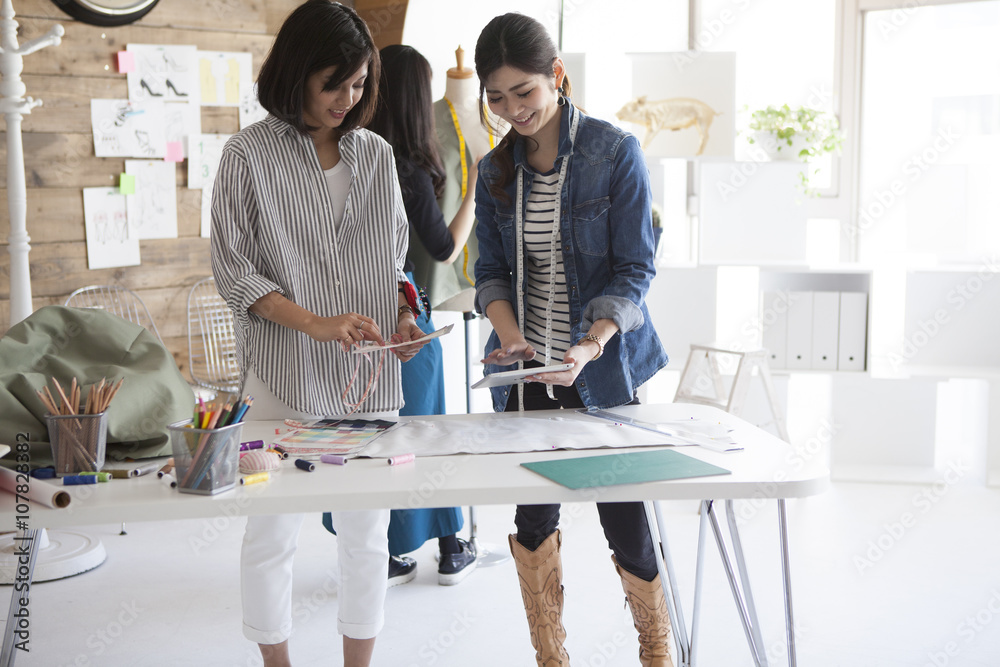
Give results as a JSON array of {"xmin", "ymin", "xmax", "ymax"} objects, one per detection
[
  {"xmin": 165, "ymin": 141, "xmax": 184, "ymax": 163},
  {"xmin": 117, "ymin": 51, "xmax": 135, "ymax": 73}
]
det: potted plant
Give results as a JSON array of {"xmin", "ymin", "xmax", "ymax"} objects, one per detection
[{"xmin": 745, "ymin": 104, "xmax": 843, "ymax": 194}]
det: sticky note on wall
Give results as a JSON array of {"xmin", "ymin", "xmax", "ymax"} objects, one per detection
[
  {"xmin": 117, "ymin": 51, "xmax": 135, "ymax": 73},
  {"xmin": 119, "ymin": 173, "xmax": 136, "ymax": 195}
]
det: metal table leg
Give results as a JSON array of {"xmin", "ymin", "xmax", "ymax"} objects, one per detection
[
  {"xmin": 778, "ymin": 499, "xmax": 797, "ymax": 667},
  {"xmin": 726, "ymin": 500, "xmax": 768, "ymax": 665},
  {"xmin": 1, "ymin": 528, "xmax": 41, "ymax": 667},
  {"xmin": 644, "ymin": 501, "xmax": 690, "ymax": 667}
]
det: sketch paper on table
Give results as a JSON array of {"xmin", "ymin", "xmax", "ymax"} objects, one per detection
[
  {"xmin": 91, "ymin": 99, "xmax": 167, "ymax": 158},
  {"xmin": 197, "ymin": 51, "xmax": 252, "ymax": 107},
  {"xmin": 126, "ymin": 44, "xmax": 199, "ymax": 104},
  {"xmin": 239, "ymin": 82, "xmax": 268, "ymax": 130},
  {"xmin": 83, "ymin": 187, "xmax": 141, "ymax": 269},
  {"xmin": 125, "ymin": 160, "xmax": 178, "ymax": 240},
  {"xmin": 164, "ymin": 101, "xmax": 201, "ymax": 159}
]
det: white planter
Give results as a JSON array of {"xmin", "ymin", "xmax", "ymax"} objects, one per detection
[{"xmin": 753, "ymin": 131, "xmax": 811, "ymax": 161}]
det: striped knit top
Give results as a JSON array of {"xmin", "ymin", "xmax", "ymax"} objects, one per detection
[
  {"xmin": 210, "ymin": 115, "xmax": 408, "ymax": 416},
  {"xmin": 522, "ymin": 170, "xmax": 572, "ymax": 363}
]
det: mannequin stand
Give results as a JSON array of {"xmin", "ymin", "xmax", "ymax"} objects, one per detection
[
  {"xmin": 463, "ymin": 311, "xmax": 510, "ymax": 567},
  {"xmin": 0, "ymin": 528, "xmax": 106, "ymax": 585}
]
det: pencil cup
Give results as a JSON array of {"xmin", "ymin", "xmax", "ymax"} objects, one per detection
[
  {"xmin": 45, "ymin": 412, "xmax": 108, "ymax": 477},
  {"xmin": 167, "ymin": 419, "xmax": 243, "ymax": 495}
]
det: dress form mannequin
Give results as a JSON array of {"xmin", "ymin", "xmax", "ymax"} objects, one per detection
[{"xmin": 425, "ymin": 46, "xmax": 505, "ymax": 314}]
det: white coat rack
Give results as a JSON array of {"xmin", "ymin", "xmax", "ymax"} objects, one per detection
[{"xmin": 1, "ymin": 0, "xmax": 63, "ymax": 326}]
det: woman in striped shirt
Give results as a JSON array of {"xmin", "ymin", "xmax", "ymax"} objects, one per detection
[
  {"xmin": 473, "ymin": 13, "xmax": 672, "ymax": 667},
  {"xmin": 210, "ymin": 2, "xmax": 424, "ymax": 666}
]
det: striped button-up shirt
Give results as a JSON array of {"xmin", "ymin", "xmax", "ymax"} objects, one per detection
[{"xmin": 210, "ymin": 115, "xmax": 408, "ymax": 416}]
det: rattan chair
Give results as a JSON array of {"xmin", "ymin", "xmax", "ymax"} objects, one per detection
[
  {"xmin": 187, "ymin": 277, "xmax": 240, "ymax": 395},
  {"xmin": 64, "ymin": 285, "xmax": 164, "ymax": 343}
]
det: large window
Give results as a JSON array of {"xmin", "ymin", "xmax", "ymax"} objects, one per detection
[{"xmin": 858, "ymin": 0, "xmax": 1000, "ymax": 266}]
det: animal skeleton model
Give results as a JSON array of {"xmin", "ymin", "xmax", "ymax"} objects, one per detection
[{"xmin": 616, "ymin": 96, "xmax": 721, "ymax": 155}]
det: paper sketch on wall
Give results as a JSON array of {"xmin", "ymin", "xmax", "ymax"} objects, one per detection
[
  {"xmin": 126, "ymin": 44, "xmax": 199, "ymax": 104},
  {"xmin": 197, "ymin": 50, "xmax": 252, "ymax": 107},
  {"xmin": 240, "ymin": 82, "xmax": 268, "ymax": 130},
  {"xmin": 164, "ymin": 101, "xmax": 201, "ymax": 159},
  {"xmin": 83, "ymin": 187, "xmax": 141, "ymax": 269},
  {"xmin": 188, "ymin": 134, "xmax": 232, "ymax": 237},
  {"xmin": 616, "ymin": 97, "xmax": 721, "ymax": 155},
  {"xmin": 125, "ymin": 160, "xmax": 178, "ymax": 240},
  {"xmin": 623, "ymin": 52, "xmax": 736, "ymax": 159},
  {"xmin": 91, "ymin": 99, "xmax": 167, "ymax": 158}
]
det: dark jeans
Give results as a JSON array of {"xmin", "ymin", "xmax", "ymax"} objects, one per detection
[{"xmin": 505, "ymin": 365, "xmax": 659, "ymax": 581}]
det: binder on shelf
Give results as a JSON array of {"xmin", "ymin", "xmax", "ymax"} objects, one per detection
[
  {"xmin": 785, "ymin": 291, "xmax": 813, "ymax": 370},
  {"xmin": 811, "ymin": 291, "xmax": 840, "ymax": 370},
  {"xmin": 761, "ymin": 291, "xmax": 788, "ymax": 369},
  {"xmin": 838, "ymin": 292, "xmax": 868, "ymax": 371}
]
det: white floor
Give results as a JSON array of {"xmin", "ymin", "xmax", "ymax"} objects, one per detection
[{"xmin": 9, "ymin": 478, "xmax": 1000, "ymax": 667}]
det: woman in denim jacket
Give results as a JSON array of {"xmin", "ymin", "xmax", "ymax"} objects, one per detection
[{"xmin": 473, "ymin": 13, "xmax": 672, "ymax": 667}]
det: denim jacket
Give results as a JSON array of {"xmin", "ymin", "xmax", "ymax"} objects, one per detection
[{"xmin": 474, "ymin": 101, "xmax": 668, "ymax": 411}]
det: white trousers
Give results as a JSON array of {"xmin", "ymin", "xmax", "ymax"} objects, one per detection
[{"xmin": 240, "ymin": 369, "xmax": 393, "ymax": 644}]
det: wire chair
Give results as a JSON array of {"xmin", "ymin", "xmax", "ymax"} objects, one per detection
[
  {"xmin": 187, "ymin": 277, "xmax": 240, "ymax": 395},
  {"xmin": 64, "ymin": 285, "xmax": 164, "ymax": 343}
]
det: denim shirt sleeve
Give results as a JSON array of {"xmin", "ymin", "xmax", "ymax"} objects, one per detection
[
  {"xmin": 473, "ymin": 159, "xmax": 514, "ymax": 314},
  {"xmin": 580, "ymin": 133, "xmax": 656, "ymax": 334}
]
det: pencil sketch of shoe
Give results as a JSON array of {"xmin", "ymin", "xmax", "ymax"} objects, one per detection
[
  {"xmin": 165, "ymin": 79, "xmax": 188, "ymax": 97},
  {"xmin": 135, "ymin": 130, "xmax": 155, "ymax": 156},
  {"xmin": 140, "ymin": 79, "xmax": 163, "ymax": 97},
  {"xmin": 163, "ymin": 52, "xmax": 187, "ymax": 72}
]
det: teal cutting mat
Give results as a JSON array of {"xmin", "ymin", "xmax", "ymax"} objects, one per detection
[{"xmin": 521, "ymin": 449, "xmax": 730, "ymax": 490}]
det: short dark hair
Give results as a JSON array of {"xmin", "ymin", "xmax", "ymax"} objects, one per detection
[
  {"xmin": 369, "ymin": 45, "xmax": 446, "ymax": 198},
  {"xmin": 257, "ymin": 0, "xmax": 380, "ymax": 135}
]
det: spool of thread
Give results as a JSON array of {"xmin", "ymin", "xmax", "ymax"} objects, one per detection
[
  {"xmin": 63, "ymin": 475, "xmax": 99, "ymax": 486},
  {"xmin": 239, "ymin": 440, "xmax": 265, "ymax": 452},
  {"xmin": 240, "ymin": 471, "xmax": 269, "ymax": 486},
  {"xmin": 320, "ymin": 454, "xmax": 348, "ymax": 466},
  {"xmin": 387, "ymin": 453, "xmax": 415, "ymax": 466},
  {"xmin": 160, "ymin": 473, "xmax": 177, "ymax": 488},
  {"xmin": 79, "ymin": 472, "xmax": 113, "ymax": 483},
  {"xmin": 272, "ymin": 445, "xmax": 289, "ymax": 459},
  {"xmin": 30, "ymin": 468, "xmax": 56, "ymax": 479},
  {"xmin": 294, "ymin": 459, "xmax": 315, "ymax": 472}
]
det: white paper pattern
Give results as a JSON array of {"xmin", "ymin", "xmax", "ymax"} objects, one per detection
[
  {"xmin": 126, "ymin": 44, "xmax": 199, "ymax": 104},
  {"xmin": 91, "ymin": 99, "xmax": 167, "ymax": 158},
  {"xmin": 197, "ymin": 50, "xmax": 252, "ymax": 107},
  {"xmin": 125, "ymin": 160, "xmax": 178, "ymax": 240},
  {"xmin": 83, "ymin": 187, "xmax": 141, "ymax": 269}
]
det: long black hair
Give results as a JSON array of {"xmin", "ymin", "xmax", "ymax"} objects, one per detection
[
  {"xmin": 257, "ymin": 0, "xmax": 380, "ymax": 136},
  {"xmin": 369, "ymin": 45, "xmax": 446, "ymax": 198},
  {"xmin": 474, "ymin": 13, "xmax": 572, "ymax": 203}
]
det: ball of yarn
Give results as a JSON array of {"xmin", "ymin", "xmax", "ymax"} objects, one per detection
[{"xmin": 239, "ymin": 450, "xmax": 281, "ymax": 474}]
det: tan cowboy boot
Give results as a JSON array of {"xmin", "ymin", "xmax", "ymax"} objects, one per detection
[
  {"xmin": 509, "ymin": 531, "xmax": 570, "ymax": 666},
  {"xmin": 613, "ymin": 555, "xmax": 674, "ymax": 667}
]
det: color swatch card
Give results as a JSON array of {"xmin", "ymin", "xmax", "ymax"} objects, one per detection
[
  {"xmin": 271, "ymin": 418, "xmax": 396, "ymax": 457},
  {"xmin": 521, "ymin": 449, "xmax": 730, "ymax": 490}
]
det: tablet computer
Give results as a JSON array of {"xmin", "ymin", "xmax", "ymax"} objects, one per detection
[{"xmin": 471, "ymin": 363, "xmax": 574, "ymax": 389}]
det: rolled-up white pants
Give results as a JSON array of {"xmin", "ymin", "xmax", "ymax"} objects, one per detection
[{"xmin": 240, "ymin": 369, "xmax": 392, "ymax": 644}]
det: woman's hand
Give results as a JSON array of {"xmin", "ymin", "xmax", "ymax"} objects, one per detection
[
  {"xmin": 524, "ymin": 343, "xmax": 597, "ymax": 387},
  {"xmin": 482, "ymin": 340, "xmax": 536, "ymax": 366},
  {"xmin": 391, "ymin": 316, "xmax": 427, "ymax": 362},
  {"xmin": 303, "ymin": 312, "xmax": 383, "ymax": 351}
]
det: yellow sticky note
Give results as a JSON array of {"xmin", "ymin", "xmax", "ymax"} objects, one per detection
[{"xmin": 119, "ymin": 173, "xmax": 136, "ymax": 195}]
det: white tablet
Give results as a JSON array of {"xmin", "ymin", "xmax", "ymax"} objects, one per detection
[
  {"xmin": 349, "ymin": 324, "xmax": 453, "ymax": 354},
  {"xmin": 471, "ymin": 363, "xmax": 575, "ymax": 389}
]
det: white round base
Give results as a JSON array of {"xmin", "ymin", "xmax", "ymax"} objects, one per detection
[
  {"xmin": 472, "ymin": 538, "xmax": 511, "ymax": 567},
  {"xmin": 0, "ymin": 530, "xmax": 106, "ymax": 583}
]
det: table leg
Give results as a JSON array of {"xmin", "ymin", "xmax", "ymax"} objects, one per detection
[
  {"xmin": 0, "ymin": 528, "xmax": 41, "ymax": 667},
  {"xmin": 690, "ymin": 501, "xmax": 711, "ymax": 666},
  {"xmin": 643, "ymin": 501, "xmax": 690, "ymax": 667},
  {"xmin": 726, "ymin": 500, "xmax": 769, "ymax": 665},
  {"xmin": 706, "ymin": 502, "xmax": 767, "ymax": 667},
  {"xmin": 778, "ymin": 499, "xmax": 797, "ymax": 667}
]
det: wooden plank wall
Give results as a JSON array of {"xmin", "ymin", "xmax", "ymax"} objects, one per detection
[{"xmin": 0, "ymin": 0, "xmax": 407, "ymax": 381}]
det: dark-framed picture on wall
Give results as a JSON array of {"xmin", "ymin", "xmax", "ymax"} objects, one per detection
[{"xmin": 51, "ymin": 0, "xmax": 160, "ymax": 27}]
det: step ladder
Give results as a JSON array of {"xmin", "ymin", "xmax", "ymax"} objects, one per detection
[{"xmin": 674, "ymin": 344, "xmax": 790, "ymax": 442}]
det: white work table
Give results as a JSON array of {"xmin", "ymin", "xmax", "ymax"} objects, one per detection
[{"xmin": 0, "ymin": 403, "xmax": 828, "ymax": 667}]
